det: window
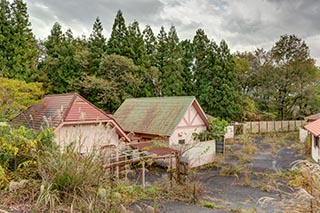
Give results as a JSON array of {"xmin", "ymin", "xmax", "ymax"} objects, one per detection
[
  {"xmin": 178, "ymin": 139, "xmax": 185, "ymax": 144},
  {"xmin": 314, "ymin": 136, "xmax": 319, "ymax": 148}
]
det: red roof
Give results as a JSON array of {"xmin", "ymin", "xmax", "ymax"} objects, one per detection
[
  {"xmin": 305, "ymin": 118, "xmax": 320, "ymax": 136},
  {"xmin": 11, "ymin": 93, "xmax": 130, "ymax": 141},
  {"xmin": 130, "ymin": 142, "xmax": 178, "ymax": 156}
]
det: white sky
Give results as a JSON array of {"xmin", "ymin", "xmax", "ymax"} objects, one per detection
[{"xmin": 26, "ymin": 0, "xmax": 320, "ymax": 65}]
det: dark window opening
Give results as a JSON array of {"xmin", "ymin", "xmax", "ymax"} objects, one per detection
[{"xmin": 178, "ymin": 139, "xmax": 185, "ymax": 144}]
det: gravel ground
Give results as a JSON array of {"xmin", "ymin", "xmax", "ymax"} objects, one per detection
[{"xmin": 132, "ymin": 133, "xmax": 306, "ymax": 213}]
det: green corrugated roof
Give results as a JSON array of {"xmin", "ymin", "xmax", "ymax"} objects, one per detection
[{"xmin": 113, "ymin": 96, "xmax": 196, "ymax": 136}]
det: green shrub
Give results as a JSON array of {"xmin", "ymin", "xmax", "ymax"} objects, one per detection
[{"xmin": 0, "ymin": 125, "xmax": 54, "ymax": 174}]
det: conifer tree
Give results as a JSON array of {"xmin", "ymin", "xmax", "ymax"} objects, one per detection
[
  {"xmin": 181, "ymin": 39, "xmax": 194, "ymax": 95},
  {"xmin": 160, "ymin": 25, "xmax": 184, "ymax": 96},
  {"xmin": 127, "ymin": 20, "xmax": 147, "ymax": 66},
  {"xmin": 192, "ymin": 28, "xmax": 211, "ymax": 92},
  {"xmin": 1, "ymin": 0, "xmax": 38, "ymax": 81},
  {"xmin": 198, "ymin": 40, "xmax": 241, "ymax": 120},
  {"xmin": 88, "ymin": 17, "xmax": 107, "ymax": 75},
  {"xmin": 39, "ymin": 23, "xmax": 83, "ymax": 93},
  {"xmin": 0, "ymin": 0, "xmax": 11, "ymax": 76},
  {"xmin": 142, "ymin": 25, "xmax": 157, "ymax": 67},
  {"xmin": 107, "ymin": 10, "xmax": 129, "ymax": 56}
]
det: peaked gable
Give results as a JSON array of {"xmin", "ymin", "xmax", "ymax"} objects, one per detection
[
  {"xmin": 113, "ymin": 96, "xmax": 208, "ymax": 136},
  {"xmin": 12, "ymin": 93, "xmax": 109, "ymax": 130}
]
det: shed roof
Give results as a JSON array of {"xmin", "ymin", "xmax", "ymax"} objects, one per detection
[
  {"xmin": 130, "ymin": 142, "xmax": 178, "ymax": 156},
  {"xmin": 113, "ymin": 96, "xmax": 208, "ymax": 136},
  {"xmin": 305, "ymin": 118, "xmax": 320, "ymax": 136},
  {"xmin": 11, "ymin": 93, "xmax": 130, "ymax": 141},
  {"xmin": 305, "ymin": 113, "xmax": 320, "ymax": 122}
]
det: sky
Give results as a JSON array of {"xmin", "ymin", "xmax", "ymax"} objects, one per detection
[{"xmin": 26, "ymin": 0, "xmax": 320, "ymax": 65}]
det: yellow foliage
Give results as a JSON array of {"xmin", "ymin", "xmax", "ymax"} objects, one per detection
[{"xmin": 0, "ymin": 77, "xmax": 44, "ymax": 121}]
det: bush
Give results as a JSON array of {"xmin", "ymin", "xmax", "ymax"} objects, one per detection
[
  {"xmin": 37, "ymin": 142, "xmax": 106, "ymax": 196},
  {"xmin": 0, "ymin": 125, "xmax": 54, "ymax": 175}
]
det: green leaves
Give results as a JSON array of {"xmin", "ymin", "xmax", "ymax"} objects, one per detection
[
  {"xmin": 235, "ymin": 35, "xmax": 320, "ymax": 120},
  {"xmin": 0, "ymin": 0, "xmax": 38, "ymax": 81}
]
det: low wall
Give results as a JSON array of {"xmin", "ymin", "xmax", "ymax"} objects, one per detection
[
  {"xmin": 172, "ymin": 140, "xmax": 216, "ymax": 168},
  {"xmin": 243, "ymin": 120, "xmax": 305, "ymax": 134},
  {"xmin": 299, "ymin": 127, "xmax": 308, "ymax": 143}
]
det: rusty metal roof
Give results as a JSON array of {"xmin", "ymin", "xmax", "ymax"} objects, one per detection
[
  {"xmin": 305, "ymin": 118, "xmax": 320, "ymax": 136},
  {"xmin": 113, "ymin": 96, "xmax": 207, "ymax": 136},
  {"xmin": 10, "ymin": 93, "xmax": 130, "ymax": 141},
  {"xmin": 130, "ymin": 142, "xmax": 178, "ymax": 156},
  {"xmin": 305, "ymin": 113, "xmax": 320, "ymax": 122}
]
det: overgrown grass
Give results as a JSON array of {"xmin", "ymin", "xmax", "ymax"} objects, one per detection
[
  {"xmin": 199, "ymin": 199, "xmax": 222, "ymax": 209},
  {"xmin": 219, "ymin": 164, "xmax": 243, "ymax": 177}
]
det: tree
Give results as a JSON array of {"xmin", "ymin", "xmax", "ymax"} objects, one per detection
[
  {"xmin": 0, "ymin": 0, "xmax": 11, "ymax": 76},
  {"xmin": 0, "ymin": 0, "xmax": 38, "ymax": 81},
  {"xmin": 180, "ymin": 39, "xmax": 194, "ymax": 95},
  {"xmin": 192, "ymin": 28, "xmax": 211, "ymax": 92},
  {"xmin": 126, "ymin": 20, "xmax": 147, "ymax": 66},
  {"xmin": 39, "ymin": 23, "xmax": 84, "ymax": 93},
  {"xmin": 107, "ymin": 10, "xmax": 129, "ymax": 56},
  {"xmin": 143, "ymin": 25, "xmax": 157, "ymax": 67},
  {"xmin": 160, "ymin": 25, "xmax": 185, "ymax": 96},
  {"xmin": 197, "ymin": 40, "xmax": 241, "ymax": 120},
  {"xmin": 88, "ymin": 17, "xmax": 107, "ymax": 75},
  {"xmin": 270, "ymin": 34, "xmax": 319, "ymax": 119},
  {"xmin": 95, "ymin": 54, "xmax": 140, "ymax": 112},
  {"xmin": 154, "ymin": 26, "xmax": 185, "ymax": 96},
  {"xmin": 0, "ymin": 77, "xmax": 44, "ymax": 121}
]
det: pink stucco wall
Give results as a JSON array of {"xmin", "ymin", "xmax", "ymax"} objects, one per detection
[{"xmin": 55, "ymin": 123, "xmax": 120, "ymax": 153}]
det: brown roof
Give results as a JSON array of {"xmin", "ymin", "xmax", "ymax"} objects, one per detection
[
  {"xmin": 305, "ymin": 113, "xmax": 320, "ymax": 122},
  {"xmin": 130, "ymin": 142, "xmax": 178, "ymax": 156},
  {"xmin": 305, "ymin": 118, "xmax": 320, "ymax": 136},
  {"xmin": 11, "ymin": 93, "xmax": 130, "ymax": 141}
]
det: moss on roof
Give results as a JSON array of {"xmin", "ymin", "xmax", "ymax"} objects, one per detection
[{"xmin": 113, "ymin": 96, "xmax": 196, "ymax": 136}]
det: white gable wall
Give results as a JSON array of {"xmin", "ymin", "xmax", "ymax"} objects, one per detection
[
  {"xmin": 55, "ymin": 123, "xmax": 120, "ymax": 153},
  {"xmin": 169, "ymin": 103, "xmax": 215, "ymax": 168},
  {"xmin": 169, "ymin": 104, "xmax": 207, "ymax": 146}
]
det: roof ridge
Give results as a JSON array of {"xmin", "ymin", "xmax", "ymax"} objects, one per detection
[
  {"xmin": 61, "ymin": 93, "xmax": 78, "ymax": 122},
  {"xmin": 44, "ymin": 92, "xmax": 78, "ymax": 98}
]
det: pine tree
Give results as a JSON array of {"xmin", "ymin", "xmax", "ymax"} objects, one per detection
[
  {"xmin": 160, "ymin": 25, "xmax": 185, "ymax": 96},
  {"xmin": 88, "ymin": 16, "xmax": 107, "ymax": 75},
  {"xmin": 198, "ymin": 40, "xmax": 241, "ymax": 120},
  {"xmin": 39, "ymin": 23, "xmax": 83, "ymax": 93},
  {"xmin": 143, "ymin": 25, "xmax": 157, "ymax": 67},
  {"xmin": 155, "ymin": 26, "xmax": 167, "ymax": 71},
  {"xmin": 0, "ymin": 0, "xmax": 11, "ymax": 76},
  {"xmin": 192, "ymin": 28, "xmax": 211, "ymax": 93},
  {"xmin": 180, "ymin": 39, "xmax": 194, "ymax": 95},
  {"xmin": 127, "ymin": 20, "xmax": 147, "ymax": 66},
  {"xmin": 107, "ymin": 10, "xmax": 129, "ymax": 56},
  {"xmin": 9, "ymin": 0, "xmax": 38, "ymax": 81}
]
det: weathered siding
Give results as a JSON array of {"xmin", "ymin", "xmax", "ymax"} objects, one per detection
[{"xmin": 55, "ymin": 123, "xmax": 120, "ymax": 153}]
